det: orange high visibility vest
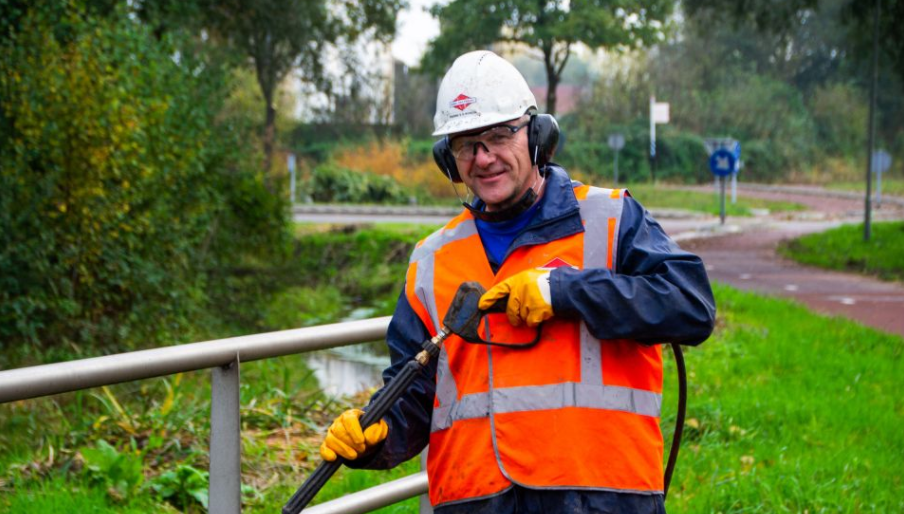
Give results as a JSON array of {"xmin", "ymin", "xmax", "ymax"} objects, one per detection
[{"xmin": 405, "ymin": 186, "xmax": 664, "ymax": 508}]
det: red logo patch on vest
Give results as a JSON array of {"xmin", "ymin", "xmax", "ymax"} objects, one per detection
[
  {"xmin": 540, "ymin": 257, "xmax": 573, "ymax": 269},
  {"xmin": 450, "ymin": 94, "xmax": 476, "ymax": 111}
]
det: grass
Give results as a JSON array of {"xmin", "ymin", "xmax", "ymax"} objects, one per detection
[
  {"xmin": 2, "ymin": 475, "xmax": 165, "ymax": 513},
  {"xmin": 664, "ymin": 283, "xmax": 904, "ymax": 512},
  {"xmin": 825, "ymin": 176, "xmax": 904, "ymax": 197},
  {"xmin": 3, "ymin": 226, "xmax": 903, "ymax": 512},
  {"xmin": 254, "ymin": 458, "xmax": 423, "ymax": 514},
  {"xmin": 625, "ymin": 183, "xmax": 805, "ymax": 216},
  {"xmin": 778, "ymin": 221, "xmax": 904, "ymax": 282}
]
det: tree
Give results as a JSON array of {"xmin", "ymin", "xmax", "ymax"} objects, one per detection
[
  {"xmin": 420, "ymin": 0, "xmax": 673, "ymax": 116},
  {"xmin": 0, "ymin": 3, "xmax": 287, "ymax": 352},
  {"xmin": 682, "ymin": 0, "xmax": 904, "ymax": 164},
  {"xmin": 199, "ymin": 0, "xmax": 403, "ymax": 181},
  {"xmin": 684, "ymin": 0, "xmax": 904, "ymax": 86},
  {"xmin": 844, "ymin": 0, "xmax": 904, "ymax": 88}
]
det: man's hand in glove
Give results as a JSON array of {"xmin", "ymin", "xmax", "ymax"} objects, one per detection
[
  {"xmin": 479, "ymin": 268, "xmax": 553, "ymax": 327},
  {"xmin": 320, "ymin": 409, "xmax": 388, "ymax": 462}
]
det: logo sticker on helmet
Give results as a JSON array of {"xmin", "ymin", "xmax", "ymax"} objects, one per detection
[{"xmin": 450, "ymin": 94, "xmax": 477, "ymax": 111}]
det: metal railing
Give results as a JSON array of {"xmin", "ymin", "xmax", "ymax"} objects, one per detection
[{"xmin": 0, "ymin": 317, "xmax": 430, "ymax": 513}]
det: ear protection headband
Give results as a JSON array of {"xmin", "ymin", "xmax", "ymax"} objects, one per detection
[{"xmin": 432, "ymin": 114, "xmax": 560, "ymax": 183}]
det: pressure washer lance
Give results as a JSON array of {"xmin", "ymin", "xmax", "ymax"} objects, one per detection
[
  {"xmin": 283, "ymin": 281, "xmax": 686, "ymax": 513},
  {"xmin": 280, "ymin": 326, "xmax": 450, "ymax": 514},
  {"xmin": 282, "ymin": 282, "xmax": 507, "ymax": 514}
]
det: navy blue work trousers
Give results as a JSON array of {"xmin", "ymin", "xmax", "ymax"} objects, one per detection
[{"xmin": 433, "ymin": 486, "xmax": 666, "ymax": 514}]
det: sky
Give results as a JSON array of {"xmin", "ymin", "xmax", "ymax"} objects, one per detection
[{"xmin": 390, "ymin": 0, "xmax": 440, "ymax": 67}]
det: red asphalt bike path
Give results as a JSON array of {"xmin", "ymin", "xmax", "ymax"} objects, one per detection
[{"xmin": 659, "ymin": 187, "xmax": 904, "ymax": 338}]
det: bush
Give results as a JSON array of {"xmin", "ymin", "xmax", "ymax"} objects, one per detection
[
  {"xmin": 0, "ymin": 3, "xmax": 288, "ymax": 355},
  {"xmin": 303, "ymin": 163, "xmax": 414, "ymax": 204},
  {"xmin": 563, "ymin": 64, "xmax": 821, "ymax": 183},
  {"xmin": 148, "ymin": 464, "xmax": 209, "ymax": 512},
  {"xmin": 741, "ymin": 140, "xmax": 786, "ymax": 182},
  {"xmin": 689, "ymin": 74, "xmax": 817, "ymax": 181},
  {"xmin": 332, "ymin": 139, "xmax": 458, "ymax": 201},
  {"xmin": 80, "ymin": 440, "xmax": 145, "ymax": 501},
  {"xmin": 264, "ymin": 286, "xmax": 346, "ymax": 329},
  {"xmin": 556, "ymin": 120, "xmax": 710, "ymax": 184}
]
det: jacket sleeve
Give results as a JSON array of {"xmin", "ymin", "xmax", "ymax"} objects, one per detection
[
  {"xmin": 345, "ymin": 286, "xmax": 436, "ymax": 469},
  {"xmin": 549, "ymin": 195, "xmax": 715, "ymax": 345}
]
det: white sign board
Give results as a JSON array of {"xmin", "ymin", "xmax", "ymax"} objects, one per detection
[{"xmin": 652, "ymin": 102, "xmax": 670, "ymax": 124}]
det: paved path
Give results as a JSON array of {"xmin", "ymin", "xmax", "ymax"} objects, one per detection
[{"xmin": 662, "ymin": 189, "xmax": 904, "ymax": 337}]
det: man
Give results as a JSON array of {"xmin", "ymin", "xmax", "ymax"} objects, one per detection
[{"xmin": 318, "ymin": 50, "xmax": 716, "ymax": 513}]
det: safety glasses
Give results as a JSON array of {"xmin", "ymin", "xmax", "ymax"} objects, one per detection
[{"xmin": 449, "ymin": 120, "xmax": 530, "ymax": 162}]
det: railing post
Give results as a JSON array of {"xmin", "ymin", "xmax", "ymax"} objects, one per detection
[
  {"xmin": 210, "ymin": 356, "xmax": 242, "ymax": 513},
  {"xmin": 419, "ymin": 447, "xmax": 433, "ymax": 514}
]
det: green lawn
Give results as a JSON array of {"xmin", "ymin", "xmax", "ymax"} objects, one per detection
[
  {"xmin": 779, "ymin": 221, "xmax": 904, "ymax": 282},
  {"xmin": 826, "ymin": 177, "xmax": 904, "ymax": 197},
  {"xmin": 3, "ymin": 226, "xmax": 903, "ymax": 512},
  {"xmin": 664, "ymin": 283, "xmax": 903, "ymax": 512},
  {"xmin": 2, "ymin": 475, "xmax": 164, "ymax": 514},
  {"xmin": 626, "ymin": 183, "xmax": 805, "ymax": 217}
]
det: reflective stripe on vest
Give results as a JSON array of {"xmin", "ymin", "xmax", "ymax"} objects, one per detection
[
  {"xmin": 432, "ymin": 382, "xmax": 662, "ymax": 431},
  {"xmin": 409, "ymin": 215, "xmax": 478, "ymax": 333},
  {"xmin": 416, "ymin": 187, "xmax": 661, "ymax": 432},
  {"xmin": 407, "ymin": 186, "xmax": 665, "ymax": 504},
  {"xmin": 408, "ymin": 214, "xmax": 477, "ymax": 415}
]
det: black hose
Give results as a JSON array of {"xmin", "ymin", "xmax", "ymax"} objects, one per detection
[{"xmin": 663, "ymin": 342, "xmax": 687, "ymax": 499}]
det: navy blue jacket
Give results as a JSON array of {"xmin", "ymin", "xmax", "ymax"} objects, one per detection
[{"xmin": 351, "ymin": 165, "xmax": 715, "ymax": 511}]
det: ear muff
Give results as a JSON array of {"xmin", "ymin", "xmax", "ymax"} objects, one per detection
[
  {"xmin": 433, "ymin": 137, "xmax": 462, "ymax": 183},
  {"xmin": 433, "ymin": 114, "xmax": 560, "ymax": 182},
  {"xmin": 527, "ymin": 114, "xmax": 559, "ymax": 167}
]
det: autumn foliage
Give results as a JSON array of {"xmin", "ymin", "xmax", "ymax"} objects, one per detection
[
  {"xmin": 332, "ymin": 140, "xmax": 458, "ymax": 200},
  {"xmin": 0, "ymin": 5, "xmax": 287, "ymax": 353}
]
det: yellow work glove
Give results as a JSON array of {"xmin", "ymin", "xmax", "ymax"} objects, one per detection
[
  {"xmin": 319, "ymin": 409, "xmax": 389, "ymax": 462},
  {"xmin": 479, "ymin": 268, "xmax": 553, "ymax": 328}
]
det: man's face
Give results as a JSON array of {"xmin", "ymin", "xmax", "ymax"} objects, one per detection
[{"xmin": 450, "ymin": 117, "xmax": 538, "ymax": 212}]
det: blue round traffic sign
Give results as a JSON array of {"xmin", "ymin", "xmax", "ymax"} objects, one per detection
[{"xmin": 709, "ymin": 148, "xmax": 737, "ymax": 177}]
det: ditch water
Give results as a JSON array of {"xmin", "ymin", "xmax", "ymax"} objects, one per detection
[
  {"xmin": 307, "ymin": 345, "xmax": 388, "ymax": 397},
  {"xmin": 306, "ymin": 307, "xmax": 390, "ymax": 397}
]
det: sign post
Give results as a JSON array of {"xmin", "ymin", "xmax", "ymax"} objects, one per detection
[
  {"xmin": 871, "ymin": 149, "xmax": 892, "ymax": 207},
  {"xmin": 649, "ymin": 97, "xmax": 670, "ymax": 183},
  {"xmin": 607, "ymin": 133, "xmax": 625, "ymax": 187},
  {"xmin": 863, "ymin": 0, "xmax": 880, "ymax": 241},
  {"xmin": 731, "ymin": 142, "xmax": 741, "ymax": 204},
  {"xmin": 288, "ymin": 153, "xmax": 297, "ymax": 205},
  {"xmin": 706, "ymin": 139, "xmax": 740, "ymax": 225}
]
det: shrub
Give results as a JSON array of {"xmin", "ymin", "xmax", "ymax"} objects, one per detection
[
  {"xmin": 80, "ymin": 440, "xmax": 145, "ymax": 502},
  {"xmin": 556, "ymin": 120, "xmax": 710, "ymax": 184},
  {"xmin": 332, "ymin": 139, "xmax": 458, "ymax": 200},
  {"xmin": 563, "ymin": 66, "xmax": 821, "ymax": 183},
  {"xmin": 303, "ymin": 163, "xmax": 415, "ymax": 204},
  {"xmin": 810, "ymin": 83, "xmax": 868, "ymax": 159},
  {"xmin": 148, "ymin": 464, "xmax": 209, "ymax": 512},
  {"xmin": 742, "ymin": 140, "xmax": 786, "ymax": 182},
  {"xmin": 0, "ymin": 3, "xmax": 288, "ymax": 355},
  {"xmin": 264, "ymin": 286, "xmax": 346, "ymax": 329}
]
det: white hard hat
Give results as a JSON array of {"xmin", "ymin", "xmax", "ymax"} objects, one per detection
[{"xmin": 432, "ymin": 50, "xmax": 537, "ymax": 137}]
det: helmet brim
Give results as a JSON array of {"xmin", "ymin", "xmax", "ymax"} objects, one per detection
[{"xmin": 432, "ymin": 110, "xmax": 535, "ymax": 137}]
